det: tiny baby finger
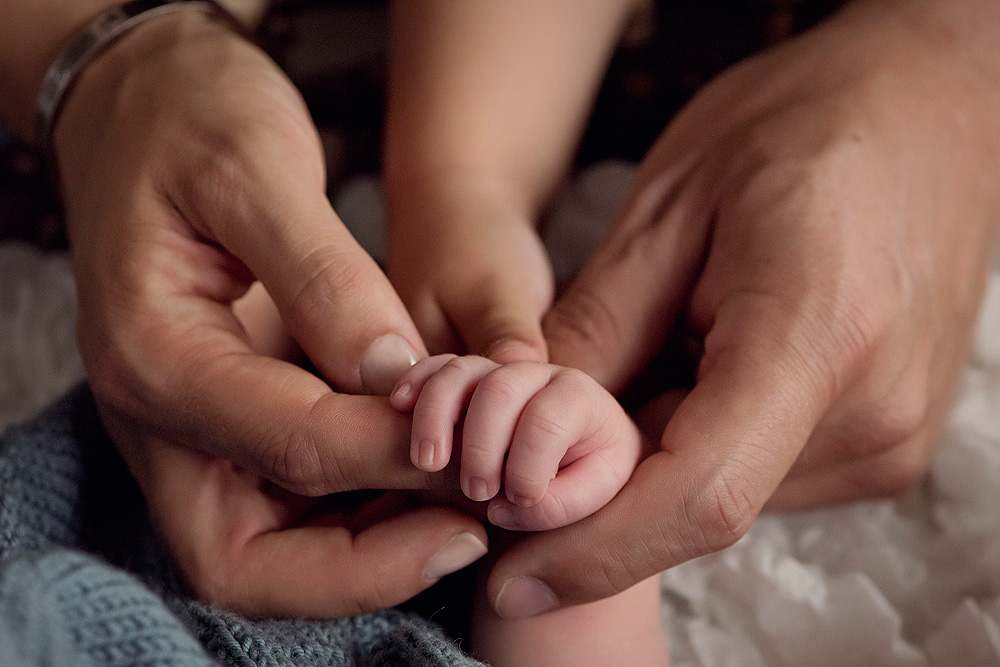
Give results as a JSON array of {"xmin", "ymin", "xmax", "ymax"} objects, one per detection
[
  {"xmin": 461, "ymin": 362, "xmax": 555, "ymax": 501},
  {"xmin": 409, "ymin": 355, "xmax": 499, "ymax": 472}
]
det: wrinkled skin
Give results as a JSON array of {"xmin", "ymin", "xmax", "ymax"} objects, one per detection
[
  {"xmin": 485, "ymin": 0, "xmax": 1000, "ymax": 618},
  {"xmin": 52, "ymin": 12, "xmax": 486, "ymax": 617}
]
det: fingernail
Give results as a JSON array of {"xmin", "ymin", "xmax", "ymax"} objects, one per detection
[
  {"xmin": 494, "ymin": 576, "xmax": 558, "ymax": 620},
  {"xmin": 393, "ymin": 382, "xmax": 412, "ymax": 402},
  {"xmin": 506, "ymin": 489, "xmax": 535, "ymax": 508},
  {"xmin": 417, "ymin": 439, "xmax": 436, "ymax": 469},
  {"xmin": 423, "ymin": 533, "xmax": 488, "ymax": 584},
  {"xmin": 361, "ymin": 334, "xmax": 418, "ymax": 395},
  {"xmin": 466, "ymin": 476, "xmax": 491, "ymax": 502},
  {"xmin": 487, "ymin": 503, "xmax": 515, "ymax": 529}
]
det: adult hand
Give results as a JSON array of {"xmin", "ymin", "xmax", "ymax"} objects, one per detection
[
  {"xmin": 52, "ymin": 10, "xmax": 486, "ymax": 615},
  {"xmin": 487, "ymin": 0, "xmax": 1000, "ymax": 618}
]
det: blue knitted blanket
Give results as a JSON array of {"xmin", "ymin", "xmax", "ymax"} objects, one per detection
[{"xmin": 0, "ymin": 385, "xmax": 485, "ymax": 666}]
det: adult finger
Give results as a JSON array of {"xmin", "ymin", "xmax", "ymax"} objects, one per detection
[
  {"xmin": 766, "ymin": 438, "xmax": 934, "ymax": 511},
  {"xmin": 487, "ymin": 297, "xmax": 835, "ymax": 618},
  {"xmin": 543, "ymin": 160, "xmax": 712, "ymax": 393},
  {"xmin": 168, "ymin": 114, "xmax": 425, "ymax": 396},
  {"xmin": 73, "ymin": 188, "xmax": 438, "ymax": 497},
  {"xmin": 102, "ymin": 338, "xmax": 443, "ymax": 497},
  {"xmin": 142, "ymin": 445, "xmax": 488, "ymax": 618}
]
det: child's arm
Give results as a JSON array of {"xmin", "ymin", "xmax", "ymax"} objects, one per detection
[
  {"xmin": 384, "ymin": 1, "xmax": 641, "ymax": 364},
  {"xmin": 391, "ymin": 355, "xmax": 643, "ymax": 531}
]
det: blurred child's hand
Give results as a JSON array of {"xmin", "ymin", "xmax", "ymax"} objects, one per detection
[{"xmin": 391, "ymin": 354, "xmax": 643, "ymax": 531}]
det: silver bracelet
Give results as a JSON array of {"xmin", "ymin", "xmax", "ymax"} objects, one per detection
[{"xmin": 34, "ymin": 0, "xmax": 244, "ymax": 196}]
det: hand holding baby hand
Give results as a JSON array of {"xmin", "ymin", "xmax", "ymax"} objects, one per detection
[
  {"xmin": 489, "ymin": 0, "xmax": 1000, "ymax": 619},
  {"xmin": 392, "ymin": 355, "xmax": 643, "ymax": 531},
  {"xmin": 51, "ymin": 11, "xmax": 486, "ymax": 616}
]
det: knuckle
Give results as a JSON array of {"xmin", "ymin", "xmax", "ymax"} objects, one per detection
[
  {"xmin": 258, "ymin": 430, "xmax": 323, "ymax": 496},
  {"xmin": 476, "ymin": 372, "xmax": 523, "ymax": 405},
  {"xmin": 442, "ymin": 354, "xmax": 485, "ymax": 377},
  {"xmin": 552, "ymin": 365, "xmax": 586, "ymax": 384},
  {"xmin": 520, "ymin": 408, "xmax": 570, "ymax": 441},
  {"xmin": 837, "ymin": 388, "xmax": 930, "ymax": 460},
  {"xmin": 182, "ymin": 137, "xmax": 256, "ymax": 229},
  {"xmin": 554, "ymin": 367, "xmax": 595, "ymax": 394},
  {"xmin": 348, "ymin": 573, "xmax": 395, "ymax": 615},
  {"xmin": 828, "ymin": 300, "xmax": 886, "ymax": 372},
  {"xmin": 289, "ymin": 246, "xmax": 371, "ymax": 316},
  {"xmin": 867, "ymin": 389, "xmax": 929, "ymax": 452},
  {"xmin": 852, "ymin": 446, "xmax": 929, "ymax": 498},
  {"xmin": 592, "ymin": 539, "xmax": 649, "ymax": 597},
  {"xmin": 459, "ymin": 434, "xmax": 499, "ymax": 462},
  {"xmin": 197, "ymin": 137, "xmax": 250, "ymax": 195},
  {"xmin": 688, "ymin": 468, "xmax": 757, "ymax": 554},
  {"xmin": 501, "ymin": 466, "xmax": 544, "ymax": 498},
  {"xmin": 258, "ymin": 401, "xmax": 349, "ymax": 496},
  {"xmin": 514, "ymin": 494, "xmax": 571, "ymax": 531},
  {"xmin": 537, "ymin": 494, "xmax": 572, "ymax": 529}
]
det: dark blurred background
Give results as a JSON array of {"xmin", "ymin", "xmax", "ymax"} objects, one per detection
[{"xmin": 0, "ymin": 0, "xmax": 844, "ymax": 249}]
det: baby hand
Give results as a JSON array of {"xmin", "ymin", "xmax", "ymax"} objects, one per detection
[{"xmin": 390, "ymin": 355, "xmax": 643, "ymax": 531}]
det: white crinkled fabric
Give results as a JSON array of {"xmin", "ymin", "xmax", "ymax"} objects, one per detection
[
  {"xmin": 3, "ymin": 161, "xmax": 999, "ymax": 665},
  {"xmin": 661, "ymin": 244, "xmax": 1000, "ymax": 667}
]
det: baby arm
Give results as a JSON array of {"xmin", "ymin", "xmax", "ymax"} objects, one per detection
[{"xmin": 391, "ymin": 355, "xmax": 643, "ymax": 531}]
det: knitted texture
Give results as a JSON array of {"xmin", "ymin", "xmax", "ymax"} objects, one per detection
[{"xmin": 0, "ymin": 385, "xmax": 485, "ymax": 667}]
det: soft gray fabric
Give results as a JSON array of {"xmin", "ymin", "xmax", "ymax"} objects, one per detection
[{"xmin": 0, "ymin": 385, "xmax": 484, "ymax": 666}]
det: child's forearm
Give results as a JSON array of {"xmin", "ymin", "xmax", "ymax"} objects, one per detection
[{"xmin": 385, "ymin": 0, "xmax": 642, "ymax": 220}]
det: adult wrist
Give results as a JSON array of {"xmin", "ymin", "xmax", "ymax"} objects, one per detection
[{"xmin": 36, "ymin": 1, "xmax": 246, "ymax": 196}]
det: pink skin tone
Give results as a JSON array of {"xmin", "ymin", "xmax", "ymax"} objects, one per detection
[
  {"xmin": 392, "ymin": 354, "xmax": 669, "ymax": 666},
  {"xmin": 390, "ymin": 354, "xmax": 643, "ymax": 532}
]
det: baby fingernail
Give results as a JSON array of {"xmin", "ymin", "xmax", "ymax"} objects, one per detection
[
  {"xmin": 393, "ymin": 382, "xmax": 412, "ymax": 401},
  {"xmin": 423, "ymin": 532, "xmax": 488, "ymax": 584},
  {"xmin": 360, "ymin": 334, "xmax": 418, "ymax": 395},
  {"xmin": 506, "ymin": 489, "xmax": 535, "ymax": 508},
  {"xmin": 494, "ymin": 576, "xmax": 558, "ymax": 620},
  {"xmin": 487, "ymin": 503, "xmax": 515, "ymax": 529},
  {"xmin": 466, "ymin": 476, "xmax": 490, "ymax": 502}
]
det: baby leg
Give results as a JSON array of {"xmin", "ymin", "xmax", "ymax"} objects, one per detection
[{"xmin": 471, "ymin": 575, "xmax": 669, "ymax": 667}]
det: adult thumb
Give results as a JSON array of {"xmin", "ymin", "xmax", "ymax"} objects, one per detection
[
  {"xmin": 543, "ymin": 170, "xmax": 708, "ymax": 394},
  {"xmin": 183, "ymin": 159, "xmax": 427, "ymax": 396},
  {"xmin": 489, "ymin": 297, "xmax": 834, "ymax": 618}
]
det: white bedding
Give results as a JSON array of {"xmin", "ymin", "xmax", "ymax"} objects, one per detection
[{"xmin": 3, "ymin": 161, "xmax": 998, "ymax": 665}]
